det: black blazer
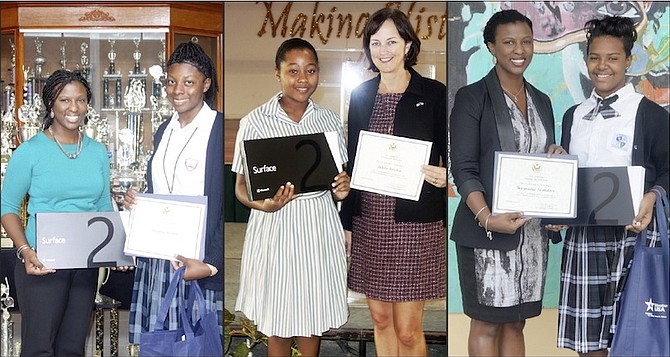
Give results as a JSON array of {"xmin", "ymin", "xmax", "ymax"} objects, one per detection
[
  {"xmin": 561, "ymin": 97, "xmax": 669, "ymax": 195},
  {"xmin": 449, "ymin": 68, "xmax": 559, "ymax": 251},
  {"xmin": 340, "ymin": 67, "xmax": 447, "ymax": 230}
]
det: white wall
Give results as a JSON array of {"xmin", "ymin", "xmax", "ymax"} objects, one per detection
[{"xmin": 224, "ymin": 1, "xmax": 446, "ymax": 120}]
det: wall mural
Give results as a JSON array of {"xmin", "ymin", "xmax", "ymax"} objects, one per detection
[{"xmin": 447, "ymin": 1, "xmax": 669, "ymax": 313}]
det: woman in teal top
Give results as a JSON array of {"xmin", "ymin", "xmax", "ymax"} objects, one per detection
[{"xmin": 0, "ymin": 69, "xmax": 112, "ymax": 356}]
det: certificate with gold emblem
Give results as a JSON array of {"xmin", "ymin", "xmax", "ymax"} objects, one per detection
[
  {"xmin": 492, "ymin": 152, "xmax": 578, "ymax": 218},
  {"xmin": 350, "ymin": 131, "xmax": 432, "ymax": 201},
  {"xmin": 123, "ymin": 194, "xmax": 207, "ymax": 261}
]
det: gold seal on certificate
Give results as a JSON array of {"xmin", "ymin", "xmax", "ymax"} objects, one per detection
[
  {"xmin": 123, "ymin": 194, "xmax": 207, "ymax": 261},
  {"xmin": 492, "ymin": 152, "xmax": 579, "ymax": 218},
  {"xmin": 350, "ymin": 131, "xmax": 432, "ymax": 201}
]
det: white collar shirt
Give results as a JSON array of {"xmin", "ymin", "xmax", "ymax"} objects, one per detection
[
  {"xmin": 151, "ymin": 103, "xmax": 216, "ymax": 195},
  {"xmin": 569, "ymin": 83, "xmax": 642, "ymax": 167}
]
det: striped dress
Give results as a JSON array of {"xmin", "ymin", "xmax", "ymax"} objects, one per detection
[{"xmin": 232, "ymin": 93, "xmax": 349, "ymax": 337}]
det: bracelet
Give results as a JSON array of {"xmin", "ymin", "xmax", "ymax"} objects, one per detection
[
  {"xmin": 474, "ymin": 206, "xmax": 487, "ymax": 221},
  {"xmin": 16, "ymin": 244, "xmax": 31, "ymax": 262},
  {"xmin": 484, "ymin": 214, "xmax": 493, "ymax": 240}
]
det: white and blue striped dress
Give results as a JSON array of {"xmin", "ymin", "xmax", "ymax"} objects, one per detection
[{"xmin": 232, "ymin": 93, "xmax": 349, "ymax": 337}]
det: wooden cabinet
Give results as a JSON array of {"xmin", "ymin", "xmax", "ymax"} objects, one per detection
[
  {"xmin": 0, "ymin": 2, "xmax": 222, "ymax": 245},
  {"xmin": 0, "ymin": 2, "xmax": 223, "ymax": 213}
]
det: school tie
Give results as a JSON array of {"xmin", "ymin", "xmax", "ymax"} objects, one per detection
[{"xmin": 582, "ymin": 95, "xmax": 619, "ymax": 121}]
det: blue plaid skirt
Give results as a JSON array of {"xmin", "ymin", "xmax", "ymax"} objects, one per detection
[
  {"xmin": 557, "ymin": 226, "xmax": 643, "ymax": 353},
  {"xmin": 128, "ymin": 257, "xmax": 223, "ymax": 343}
]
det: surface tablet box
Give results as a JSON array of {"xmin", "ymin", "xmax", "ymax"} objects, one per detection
[
  {"xmin": 36, "ymin": 212, "xmax": 134, "ymax": 269},
  {"xmin": 542, "ymin": 166, "xmax": 644, "ymax": 226},
  {"xmin": 243, "ymin": 132, "xmax": 339, "ymax": 200}
]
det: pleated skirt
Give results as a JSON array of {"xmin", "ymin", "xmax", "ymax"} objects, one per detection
[
  {"xmin": 235, "ymin": 191, "xmax": 348, "ymax": 337},
  {"xmin": 128, "ymin": 257, "xmax": 223, "ymax": 344}
]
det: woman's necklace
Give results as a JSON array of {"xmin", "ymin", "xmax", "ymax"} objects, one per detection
[
  {"xmin": 162, "ymin": 127, "xmax": 198, "ymax": 194},
  {"xmin": 49, "ymin": 126, "xmax": 82, "ymax": 159},
  {"xmin": 501, "ymin": 82, "xmax": 525, "ymax": 103}
]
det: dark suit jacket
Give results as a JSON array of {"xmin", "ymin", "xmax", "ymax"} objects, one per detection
[
  {"xmin": 449, "ymin": 68, "xmax": 560, "ymax": 251},
  {"xmin": 146, "ymin": 111, "xmax": 224, "ymax": 291},
  {"xmin": 561, "ymin": 97, "xmax": 669, "ymax": 195},
  {"xmin": 340, "ymin": 67, "xmax": 447, "ymax": 230}
]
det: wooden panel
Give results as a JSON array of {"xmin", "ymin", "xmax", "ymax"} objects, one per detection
[
  {"xmin": 224, "ymin": 119, "xmax": 240, "ymax": 164},
  {"xmin": 17, "ymin": 6, "xmax": 170, "ymax": 28},
  {"xmin": 0, "ymin": 5, "xmax": 18, "ymax": 29},
  {"xmin": 170, "ymin": 3, "xmax": 223, "ymax": 33}
]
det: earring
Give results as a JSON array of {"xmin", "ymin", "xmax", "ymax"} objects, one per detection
[
  {"xmin": 492, "ymin": 56, "xmax": 498, "ymax": 65},
  {"xmin": 49, "ymin": 110, "xmax": 54, "ymax": 119}
]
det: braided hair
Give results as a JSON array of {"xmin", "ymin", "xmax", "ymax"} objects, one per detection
[
  {"xmin": 41, "ymin": 69, "xmax": 92, "ymax": 130},
  {"xmin": 585, "ymin": 15, "xmax": 637, "ymax": 57},
  {"xmin": 167, "ymin": 41, "xmax": 218, "ymax": 107}
]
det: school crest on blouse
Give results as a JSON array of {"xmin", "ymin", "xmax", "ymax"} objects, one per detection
[{"xmin": 612, "ymin": 133, "xmax": 630, "ymax": 150}]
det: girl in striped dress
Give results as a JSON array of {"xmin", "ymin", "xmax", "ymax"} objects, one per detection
[{"xmin": 232, "ymin": 38, "xmax": 351, "ymax": 356}]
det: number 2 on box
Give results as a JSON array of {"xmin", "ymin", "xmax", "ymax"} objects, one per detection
[
  {"xmin": 590, "ymin": 172, "xmax": 619, "ymax": 224},
  {"xmin": 86, "ymin": 216, "xmax": 117, "ymax": 268},
  {"xmin": 296, "ymin": 139, "xmax": 322, "ymax": 192}
]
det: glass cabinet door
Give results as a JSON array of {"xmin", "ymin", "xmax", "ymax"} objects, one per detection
[{"xmin": 19, "ymin": 29, "xmax": 172, "ymax": 207}]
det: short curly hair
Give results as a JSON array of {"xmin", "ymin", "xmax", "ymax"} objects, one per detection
[
  {"xmin": 483, "ymin": 10, "xmax": 533, "ymax": 47},
  {"xmin": 585, "ymin": 15, "xmax": 637, "ymax": 57}
]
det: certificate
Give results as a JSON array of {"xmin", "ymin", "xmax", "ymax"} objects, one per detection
[
  {"xmin": 124, "ymin": 194, "xmax": 207, "ymax": 261},
  {"xmin": 492, "ymin": 152, "xmax": 578, "ymax": 218},
  {"xmin": 36, "ymin": 212, "xmax": 134, "ymax": 269},
  {"xmin": 350, "ymin": 131, "xmax": 432, "ymax": 201}
]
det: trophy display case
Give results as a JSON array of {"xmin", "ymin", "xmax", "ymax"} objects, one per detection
[{"xmin": 0, "ymin": 2, "xmax": 223, "ymax": 216}]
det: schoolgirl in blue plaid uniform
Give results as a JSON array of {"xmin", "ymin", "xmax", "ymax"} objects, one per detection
[
  {"xmin": 124, "ymin": 42, "xmax": 224, "ymax": 347},
  {"xmin": 553, "ymin": 16, "xmax": 669, "ymax": 355}
]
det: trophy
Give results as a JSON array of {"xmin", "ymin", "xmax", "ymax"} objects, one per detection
[
  {"xmin": 33, "ymin": 37, "xmax": 45, "ymax": 79},
  {"xmin": 1, "ymin": 278, "xmax": 17, "ymax": 357},
  {"xmin": 132, "ymin": 38, "xmax": 142, "ymax": 75},
  {"xmin": 112, "ymin": 126, "xmax": 144, "ymax": 208},
  {"xmin": 82, "ymin": 105, "xmax": 109, "ymax": 147},
  {"xmin": 123, "ymin": 78, "xmax": 145, "ymax": 164},
  {"xmin": 149, "ymin": 64, "xmax": 172, "ymax": 134},
  {"xmin": 18, "ymin": 93, "xmax": 43, "ymax": 143},
  {"xmin": 103, "ymin": 40, "xmax": 121, "ymax": 109},
  {"xmin": 107, "ymin": 39, "xmax": 116, "ymax": 75},
  {"xmin": 129, "ymin": 38, "xmax": 147, "ymax": 98},
  {"xmin": 59, "ymin": 39, "xmax": 67, "ymax": 69},
  {"xmin": 158, "ymin": 38, "xmax": 166, "ymax": 71},
  {"xmin": 80, "ymin": 42, "xmax": 90, "ymax": 79},
  {"xmin": 22, "ymin": 66, "xmax": 32, "ymax": 107},
  {"xmin": 9, "ymin": 38, "xmax": 15, "ymax": 85},
  {"xmin": 1, "ymin": 92, "xmax": 17, "ymax": 154},
  {"xmin": 149, "ymin": 64, "xmax": 163, "ymax": 101}
]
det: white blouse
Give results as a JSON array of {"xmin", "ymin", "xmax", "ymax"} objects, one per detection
[
  {"xmin": 569, "ymin": 83, "xmax": 642, "ymax": 167},
  {"xmin": 151, "ymin": 103, "xmax": 216, "ymax": 195}
]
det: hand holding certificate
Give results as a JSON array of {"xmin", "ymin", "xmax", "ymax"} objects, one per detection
[
  {"xmin": 350, "ymin": 131, "xmax": 432, "ymax": 201},
  {"xmin": 123, "ymin": 194, "xmax": 207, "ymax": 261}
]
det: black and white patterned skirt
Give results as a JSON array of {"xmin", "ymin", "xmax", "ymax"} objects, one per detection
[{"xmin": 456, "ymin": 219, "xmax": 549, "ymax": 323}]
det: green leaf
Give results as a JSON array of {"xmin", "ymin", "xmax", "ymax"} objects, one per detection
[{"xmin": 232, "ymin": 341, "xmax": 251, "ymax": 357}]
